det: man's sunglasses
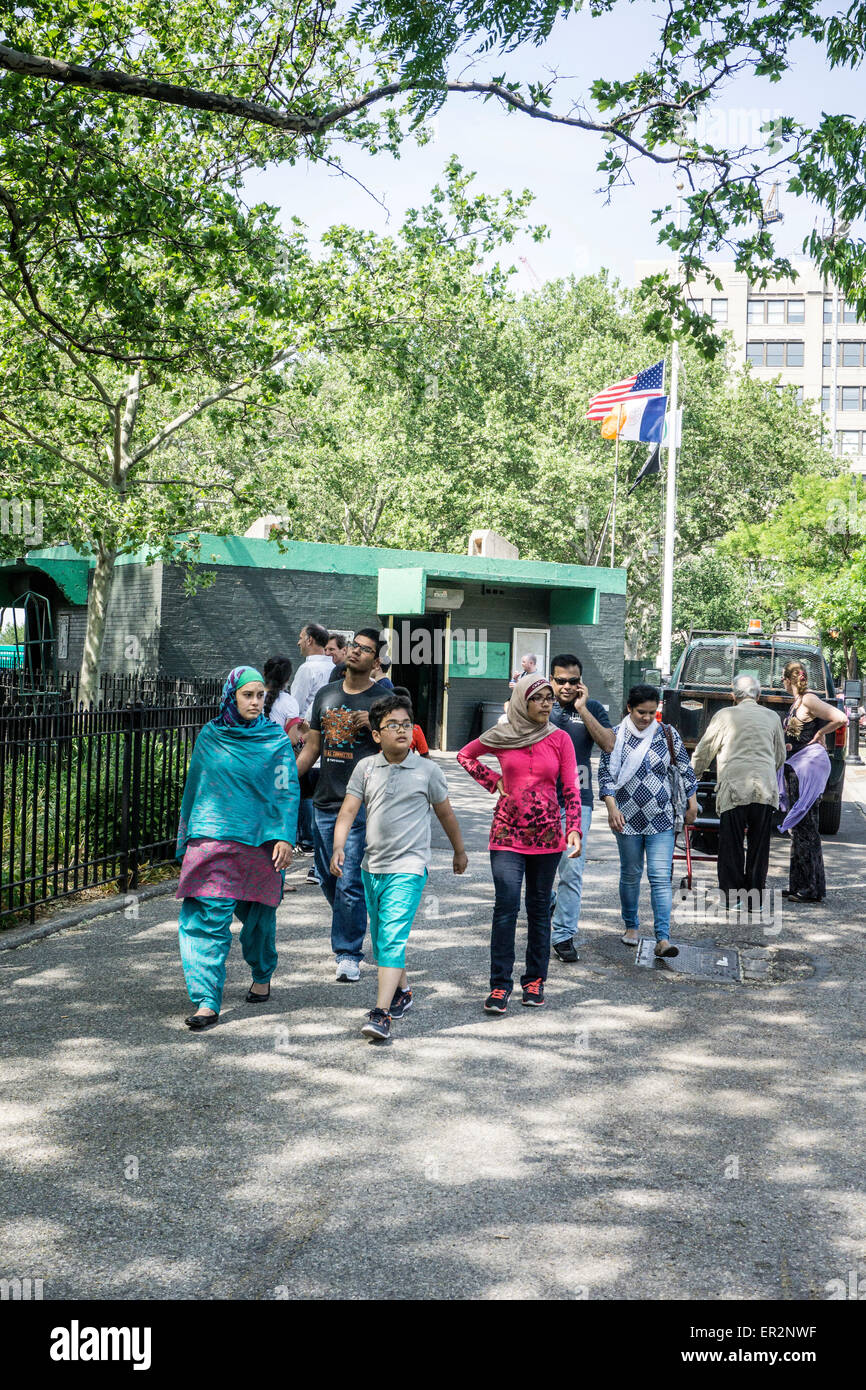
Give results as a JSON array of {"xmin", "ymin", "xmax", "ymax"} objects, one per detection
[{"xmin": 551, "ymin": 675, "xmax": 582, "ymax": 686}]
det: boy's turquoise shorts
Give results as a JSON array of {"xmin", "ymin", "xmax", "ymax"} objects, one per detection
[{"xmin": 361, "ymin": 869, "xmax": 427, "ymax": 968}]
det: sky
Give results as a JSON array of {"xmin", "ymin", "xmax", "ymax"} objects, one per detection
[{"xmin": 243, "ymin": 4, "xmax": 865, "ymax": 290}]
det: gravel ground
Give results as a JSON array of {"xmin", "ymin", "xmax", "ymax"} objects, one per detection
[{"xmin": 1, "ymin": 758, "xmax": 865, "ymax": 1301}]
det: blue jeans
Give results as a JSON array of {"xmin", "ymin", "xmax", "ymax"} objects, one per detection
[
  {"xmin": 313, "ymin": 806, "xmax": 368, "ymax": 961},
  {"xmin": 490, "ymin": 850, "xmax": 559, "ymax": 989},
  {"xmin": 551, "ymin": 804, "xmax": 593, "ymax": 946},
  {"xmin": 615, "ymin": 829, "xmax": 675, "ymax": 941}
]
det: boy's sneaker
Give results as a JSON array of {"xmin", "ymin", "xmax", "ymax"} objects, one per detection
[
  {"xmin": 361, "ymin": 1008, "xmax": 391, "ymax": 1041},
  {"xmin": 305, "ymin": 868, "xmax": 320, "ymax": 885},
  {"xmin": 483, "ymin": 986, "xmax": 511, "ymax": 1014},
  {"xmin": 521, "ymin": 978, "xmax": 545, "ymax": 1007},
  {"xmin": 335, "ymin": 956, "xmax": 361, "ymax": 982},
  {"xmin": 389, "ymin": 987, "xmax": 413, "ymax": 1019},
  {"xmin": 553, "ymin": 938, "xmax": 579, "ymax": 963}
]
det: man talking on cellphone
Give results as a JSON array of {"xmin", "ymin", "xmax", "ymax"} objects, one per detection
[{"xmin": 548, "ymin": 654, "xmax": 615, "ymax": 962}]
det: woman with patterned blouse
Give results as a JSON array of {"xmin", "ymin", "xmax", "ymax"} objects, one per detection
[
  {"xmin": 599, "ymin": 684, "xmax": 698, "ymax": 957},
  {"xmin": 458, "ymin": 673, "xmax": 581, "ymax": 1013}
]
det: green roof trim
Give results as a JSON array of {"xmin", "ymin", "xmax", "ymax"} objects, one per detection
[
  {"xmin": 6, "ymin": 534, "xmax": 627, "ymax": 602},
  {"xmin": 179, "ymin": 535, "xmax": 627, "ymax": 594},
  {"xmin": 0, "ymin": 552, "xmax": 91, "ymax": 606}
]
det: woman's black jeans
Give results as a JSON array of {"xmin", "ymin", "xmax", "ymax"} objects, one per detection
[{"xmin": 489, "ymin": 850, "xmax": 560, "ymax": 989}]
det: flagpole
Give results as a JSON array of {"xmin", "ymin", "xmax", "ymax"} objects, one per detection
[
  {"xmin": 659, "ymin": 182, "xmax": 683, "ymax": 682},
  {"xmin": 610, "ymin": 429, "xmax": 620, "ymax": 567}
]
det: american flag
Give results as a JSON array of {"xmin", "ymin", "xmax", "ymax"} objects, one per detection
[{"xmin": 586, "ymin": 360, "xmax": 666, "ymax": 420}]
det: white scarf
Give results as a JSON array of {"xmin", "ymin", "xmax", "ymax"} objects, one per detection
[{"xmin": 607, "ymin": 716, "xmax": 657, "ymax": 791}]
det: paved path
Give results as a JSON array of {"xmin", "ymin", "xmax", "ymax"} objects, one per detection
[{"xmin": 1, "ymin": 760, "xmax": 864, "ymax": 1301}]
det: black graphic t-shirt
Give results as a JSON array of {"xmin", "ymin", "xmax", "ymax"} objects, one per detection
[{"xmin": 310, "ymin": 682, "xmax": 380, "ymax": 810}]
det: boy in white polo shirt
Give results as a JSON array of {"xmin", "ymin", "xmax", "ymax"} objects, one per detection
[{"xmin": 330, "ymin": 692, "xmax": 467, "ymax": 1042}]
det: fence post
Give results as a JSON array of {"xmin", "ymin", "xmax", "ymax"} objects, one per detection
[
  {"xmin": 128, "ymin": 706, "xmax": 143, "ymax": 889},
  {"xmin": 119, "ymin": 703, "xmax": 144, "ymax": 892}
]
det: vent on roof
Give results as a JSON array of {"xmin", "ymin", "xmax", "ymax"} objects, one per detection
[{"xmin": 481, "ymin": 584, "xmax": 506, "ymax": 597}]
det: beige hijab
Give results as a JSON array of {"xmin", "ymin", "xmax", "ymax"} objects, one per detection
[{"xmin": 479, "ymin": 672, "xmax": 556, "ymax": 750}]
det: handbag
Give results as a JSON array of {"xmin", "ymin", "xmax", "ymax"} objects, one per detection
[{"xmin": 663, "ymin": 723, "xmax": 689, "ymax": 832}]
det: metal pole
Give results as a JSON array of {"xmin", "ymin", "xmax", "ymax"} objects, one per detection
[
  {"xmin": 440, "ymin": 609, "xmax": 451, "ymax": 753},
  {"xmin": 610, "ymin": 429, "xmax": 620, "ymax": 567},
  {"xmin": 660, "ymin": 184, "xmax": 683, "ymax": 682},
  {"xmin": 846, "ymin": 703, "xmax": 863, "ymax": 764},
  {"xmin": 830, "ymin": 278, "xmax": 840, "ymax": 457}
]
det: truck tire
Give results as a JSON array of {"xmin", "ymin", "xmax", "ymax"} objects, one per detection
[{"xmin": 818, "ymin": 798, "xmax": 842, "ymax": 835}]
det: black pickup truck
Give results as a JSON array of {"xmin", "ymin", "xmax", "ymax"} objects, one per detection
[{"xmin": 662, "ymin": 631, "xmax": 847, "ymax": 842}]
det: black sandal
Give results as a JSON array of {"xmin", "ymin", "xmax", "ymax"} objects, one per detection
[
  {"xmin": 245, "ymin": 983, "xmax": 271, "ymax": 1003},
  {"xmin": 185, "ymin": 1012, "xmax": 219, "ymax": 1031}
]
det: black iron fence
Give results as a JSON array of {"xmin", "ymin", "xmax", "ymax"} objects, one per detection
[
  {"xmin": 0, "ymin": 668, "xmax": 224, "ymax": 712},
  {"xmin": 0, "ymin": 698, "xmax": 219, "ymax": 925}
]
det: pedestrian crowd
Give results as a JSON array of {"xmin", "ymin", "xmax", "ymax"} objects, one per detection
[{"xmin": 174, "ymin": 629, "xmax": 842, "ymax": 1041}]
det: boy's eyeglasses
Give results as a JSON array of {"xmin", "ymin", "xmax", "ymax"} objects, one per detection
[
  {"xmin": 380, "ymin": 720, "xmax": 413, "ymax": 732},
  {"xmin": 347, "ymin": 640, "xmax": 377, "ymax": 655}
]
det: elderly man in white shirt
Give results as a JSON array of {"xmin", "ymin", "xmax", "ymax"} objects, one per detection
[
  {"xmin": 291, "ymin": 622, "xmax": 336, "ymax": 719},
  {"xmin": 692, "ymin": 674, "xmax": 787, "ymax": 903}
]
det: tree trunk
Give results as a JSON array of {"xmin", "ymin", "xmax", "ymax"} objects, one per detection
[
  {"xmin": 849, "ymin": 644, "xmax": 860, "ymax": 680},
  {"xmin": 79, "ymin": 544, "xmax": 117, "ymax": 706}
]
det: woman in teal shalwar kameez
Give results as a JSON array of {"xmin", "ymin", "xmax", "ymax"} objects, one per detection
[{"xmin": 176, "ymin": 666, "xmax": 300, "ymax": 1031}]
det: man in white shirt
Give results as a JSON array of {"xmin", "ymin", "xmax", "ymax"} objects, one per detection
[
  {"xmin": 692, "ymin": 674, "xmax": 786, "ymax": 904},
  {"xmin": 291, "ymin": 622, "xmax": 335, "ymax": 719}
]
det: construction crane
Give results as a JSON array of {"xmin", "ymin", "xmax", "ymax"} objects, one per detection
[
  {"xmin": 519, "ymin": 256, "xmax": 542, "ymax": 290},
  {"xmin": 763, "ymin": 182, "xmax": 783, "ymax": 224}
]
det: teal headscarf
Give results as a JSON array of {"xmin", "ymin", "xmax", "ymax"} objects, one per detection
[
  {"xmin": 177, "ymin": 666, "xmax": 300, "ymax": 858},
  {"xmin": 216, "ymin": 665, "xmax": 266, "ymax": 728}
]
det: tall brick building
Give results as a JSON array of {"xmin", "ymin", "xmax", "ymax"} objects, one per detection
[{"xmin": 1, "ymin": 535, "xmax": 627, "ymax": 748}]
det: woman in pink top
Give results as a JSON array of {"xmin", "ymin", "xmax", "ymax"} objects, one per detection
[{"xmin": 458, "ymin": 673, "xmax": 581, "ymax": 1013}]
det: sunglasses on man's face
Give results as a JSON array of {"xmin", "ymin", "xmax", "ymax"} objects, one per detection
[{"xmin": 551, "ymin": 675, "xmax": 582, "ymax": 686}]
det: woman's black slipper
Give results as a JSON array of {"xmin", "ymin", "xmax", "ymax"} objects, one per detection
[
  {"xmin": 245, "ymin": 984, "xmax": 271, "ymax": 1003},
  {"xmin": 185, "ymin": 1012, "xmax": 219, "ymax": 1030}
]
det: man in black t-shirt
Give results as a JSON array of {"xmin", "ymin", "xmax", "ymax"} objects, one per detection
[
  {"xmin": 548, "ymin": 654, "xmax": 615, "ymax": 963},
  {"xmin": 295, "ymin": 627, "xmax": 384, "ymax": 981}
]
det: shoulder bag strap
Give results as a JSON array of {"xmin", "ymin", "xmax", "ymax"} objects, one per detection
[{"xmin": 662, "ymin": 722, "xmax": 676, "ymax": 766}]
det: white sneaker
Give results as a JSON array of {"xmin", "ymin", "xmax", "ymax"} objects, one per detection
[{"xmin": 335, "ymin": 956, "xmax": 361, "ymax": 982}]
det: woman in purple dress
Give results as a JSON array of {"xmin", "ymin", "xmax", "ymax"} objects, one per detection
[{"xmin": 779, "ymin": 661, "xmax": 847, "ymax": 903}]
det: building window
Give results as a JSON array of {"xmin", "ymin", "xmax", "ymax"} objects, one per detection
[
  {"xmin": 787, "ymin": 300, "xmax": 805, "ymax": 323},
  {"xmin": 766, "ymin": 299, "xmax": 785, "ymax": 325},
  {"xmin": 843, "ymin": 301, "xmax": 860, "ymax": 324},
  {"xmin": 785, "ymin": 341, "xmax": 804, "ymax": 367},
  {"xmin": 711, "ymin": 298, "xmax": 728, "ymax": 323},
  {"xmin": 823, "ymin": 341, "xmax": 832, "ymax": 367},
  {"xmin": 746, "ymin": 341, "xmax": 764, "ymax": 366},
  {"xmin": 824, "ymin": 298, "xmax": 834, "ymax": 324},
  {"xmin": 838, "ymin": 430, "xmax": 861, "ymax": 454},
  {"xmin": 687, "ymin": 296, "xmax": 703, "ymax": 313},
  {"xmin": 747, "ymin": 300, "xmax": 764, "ymax": 325},
  {"xmin": 765, "ymin": 341, "xmax": 784, "ymax": 367},
  {"xmin": 821, "ymin": 386, "xmax": 831, "ymax": 413},
  {"xmin": 841, "ymin": 341, "xmax": 864, "ymax": 367},
  {"xmin": 841, "ymin": 386, "xmax": 861, "ymax": 411}
]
